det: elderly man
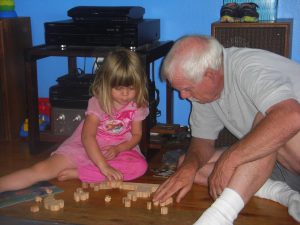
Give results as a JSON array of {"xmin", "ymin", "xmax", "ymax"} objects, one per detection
[{"xmin": 153, "ymin": 35, "xmax": 300, "ymax": 224}]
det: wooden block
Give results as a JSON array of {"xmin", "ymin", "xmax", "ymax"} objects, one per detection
[
  {"xmin": 161, "ymin": 206, "xmax": 168, "ymax": 215},
  {"xmin": 104, "ymin": 195, "xmax": 112, "ymax": 203},
  {"xmin": 109, "ymin": 180, "xmax": 120, "ymax": 188},
  {"xmin": 34, "ymin": 195, "xmax": 43, "ymax": 203},
  {"xmin": 58, "ymin": 199, "xmax": 64, "ymax": 209},
  {"xmin": 127, "ymin": 191, "xmax": 135, "ymax": 200},
  {"xmin": 153, "ymin": 201, "xmax": 159, "ymax": 207},
  {"xmin": 124, "ymin": 199, "xmax": 131, "ymax": 208},
  {"xmin": 79, "ymin": 192, "xmax": 89, "ymax": 201},
  {"xmin": 44, "ymin": 194, "xmax": 55, "ymax": 201},
  {"xmin": 94, "ymin": 185, "xmax": 100, "ymax": 191},
  {"xmin": 120, "ymin": 183, "xmax": 136, "ymax": 191},
  {"xmin": 45, "ymin": 187, "xmax": 53, "ymax": 194},
  {"xmin": 122, "ymin": 197, "xmax": 128, "ymax": 204},
  {"xmin": 44, "ymin": 195, "xmax": 56, "ymax": 209},
  {"xmin": 76, "ymin": 187, "xmax": 83, "ymax": 193},
  {"xmin": 132, "ymin": 195, "xmax": 137, "ymax": 201},
  {"xmin": 74, "ymin": 192, "xmax": 80, "ymax": 202},
  {"xmin": 164, "ymin": 197, "xmax": 173, "ymax": 206},
  {"xmin": 147, "ymin": 201, "xmax": 152, "ymax": 210},
  {"xmin": 99, "ymin": 182, "xmax": 112, "ymax": 190},
  {"xmin": 30, "ymin": 205, "xmax": 39, "ymax": 213},
  {"xmin": 82, "ymin": 182, "xmax": 89, "ymax": 189},
  {"xmin": 151, "ymin": 185, "xmax": 159, "ymax": 192},
  {"xmin": 50, "ymin": 203, "xmax": 60, "ymax": 211},
  {"xmin": 74, "ymin": 187, "xmax": 89, "ymax": 202}
]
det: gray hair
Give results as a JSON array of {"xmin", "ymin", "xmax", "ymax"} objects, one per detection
[{"xmin": 161, "ymin": 35, "xmax": 223, "ymax": 82}]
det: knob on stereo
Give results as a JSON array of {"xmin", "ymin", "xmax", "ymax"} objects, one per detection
[
  {"xmin": 73, "ymin": 115, "xmax": 82, "ymax": 122},
  {"xmin": 57, "ymin": 114, "xmax": 65, "ymax": 121}
]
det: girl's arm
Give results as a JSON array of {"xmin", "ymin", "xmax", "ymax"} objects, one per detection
[
  {"xmin": 104, "ymin": 120, "xmax": 142, "ymax": 160},
  {"xmin": 116, "ymin": 120, "xmax": 143, "ymax": 152},
  {"xmin": 81, "ymin": 114, "xmax": 123, "ymax": 180}
]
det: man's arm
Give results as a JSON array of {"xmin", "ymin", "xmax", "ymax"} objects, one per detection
[
  {"xmin": 225, "ymin": 99, "xmax": 300, "ymax": 167},
  {"xmin": 153, "ymin": 137, "xmax": 216, "ymax": 203},
  {"xmin": 209, "ymin": 99, "xmax": 300, "ymax": 195}
]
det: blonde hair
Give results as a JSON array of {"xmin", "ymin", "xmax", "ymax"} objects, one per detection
[{"xmin": 91, "ymin": 48, "xmax": 148, "ymax": 115}]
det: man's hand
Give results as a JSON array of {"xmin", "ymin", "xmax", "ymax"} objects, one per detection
[
  {"xmin": 153, "ymin": 163, "xmax": 197, "ymax": 203},
  {"xmin": 208, "ymin": 150, "xmax": 236, "ymax": 200}
]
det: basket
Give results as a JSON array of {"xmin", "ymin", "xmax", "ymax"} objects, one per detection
[{"xmin": 223, "ymin": 0, "xmax": 278, "ymax": 21}]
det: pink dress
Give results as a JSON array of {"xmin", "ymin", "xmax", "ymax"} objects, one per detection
[{"xmin": 52, "ymin": 97, "xmax": 149, "ymax": 182}]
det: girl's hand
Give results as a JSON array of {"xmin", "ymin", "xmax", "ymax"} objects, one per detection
[
  {"xmin": 100, "ymin": 164, "xmax": 123, "ymax": 181},
  {"xmin": 103, "ymin": 145, "xmax": 120, "ymax": 160}
]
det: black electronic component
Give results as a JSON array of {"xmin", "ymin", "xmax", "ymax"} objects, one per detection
[
  {"xmin": 67, "ymin": 6, "xmax": 145, "ymax": 22},
  {"xmin": 44, "ymin": 19, "xmax": 160, "ymax": 48}
]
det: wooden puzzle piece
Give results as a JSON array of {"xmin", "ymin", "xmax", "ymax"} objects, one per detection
[
  {"xmin": 160, "ymin": 197, "xmax": 173, "ymax": 206},
  {"xmin": 161, "ymin": 206, "xmax": 168, "ymax": 215},
  {"xmin": 104, "ymin": 195, "xmax": 112, "ymax": 203},
  {"xmin": 124, "ymin": 198, "xmax": 131, "ymax": 208},
  {"xmin": 30, "ymin": 205, "xmax": 39, "ymax": 213},
  {"xmin": 147, "ymin": 201, "xmax": 152, "ymax": 210},
  {"xmin": 44, "ymin": 195, "xmax": 64, "ymax": 211},
  {"xmin": 34, "ymin": 195, "xmax": 43, "ymax": 203},
  {"xmin": 79, "ymin": 181, "xmax": 172, "ymax": 212},
  {"xmin": 74, "ymin": 188, "xmax": 89, "ymax": 202}
]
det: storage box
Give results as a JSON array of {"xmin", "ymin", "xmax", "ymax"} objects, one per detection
[{"xmin": 223, "ymin": 0, "xmax": 278, "ymax": 21}]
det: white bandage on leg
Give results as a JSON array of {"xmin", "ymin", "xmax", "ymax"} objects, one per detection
[
  {"xmin": 255, "ymin": 179, "xmax": 300, "ymax": 222},
  {"xmin": 193, "ymin": 188, "xmax": 245, "ymax": 225}
]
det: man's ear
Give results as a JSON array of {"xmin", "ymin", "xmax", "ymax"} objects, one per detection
[{"xmin": 203, "ymin": 68, "xmax": 217, "ymax": 82}]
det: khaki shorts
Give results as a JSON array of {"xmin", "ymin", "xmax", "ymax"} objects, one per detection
[{"xmin": 271, "ymin": 162, "xmax": 300, "ymax": 192}]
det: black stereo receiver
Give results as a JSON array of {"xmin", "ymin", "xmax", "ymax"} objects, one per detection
[
  {"xmin": 45, "ymin": 19, "xmax": 160, "ymax": 48},
  {"xmin": 67, "ymin": 6, "xmax": 145, "ymax": 21},
  {"xmin": 49, "ymin": 74, "xmax": 94, "ymax": 109}
]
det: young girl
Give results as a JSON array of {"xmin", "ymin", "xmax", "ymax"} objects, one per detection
[{"xmin": 0, "ymin": 48, "xmax": 149, "ymax": 192}]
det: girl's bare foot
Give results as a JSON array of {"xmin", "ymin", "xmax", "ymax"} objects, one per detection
[{"xmin": 57, "ymin": 169, "xmax": 78, "ymax": 181}]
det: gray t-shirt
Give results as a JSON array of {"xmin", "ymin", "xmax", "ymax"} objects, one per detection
[{"xmin": 190, "ymin": 47, "xmax": 300, "ymax": 140}]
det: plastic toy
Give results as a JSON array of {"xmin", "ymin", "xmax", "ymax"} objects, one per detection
[{"xmin": 0, "ymin": 0, "xmax": 17, "ymax": 18}]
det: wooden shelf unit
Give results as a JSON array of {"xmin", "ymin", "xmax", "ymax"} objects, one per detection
[{"xmin": 24, "ymin": 41, "xmax": 174, "ymax": 155}]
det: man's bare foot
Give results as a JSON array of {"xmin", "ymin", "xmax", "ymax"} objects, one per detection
[{"xmin": 57, "ymin": 169, "xmax": 78, "ymax": 181}]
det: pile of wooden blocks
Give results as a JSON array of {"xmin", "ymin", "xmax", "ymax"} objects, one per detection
[
  {"xmin": 79, "ymin": 181, "xmax": 173, "ymax": 214},
  {"xmin": 30, "ymin": 187, "xmax": 64, "ymax": 213}
]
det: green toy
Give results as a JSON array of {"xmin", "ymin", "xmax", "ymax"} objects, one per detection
[
  {"xmin": 0, "ymin": 0, "xmax": 17, "ymax": 18},
  {"xmin": 0, "ymin": 0, "xmax": 15, "ymax": 11}
]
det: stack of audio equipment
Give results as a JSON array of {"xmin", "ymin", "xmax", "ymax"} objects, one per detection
[
  {"xmin": 44, "ymin": 6, "xmax": 160, "ymax": 48},
  {"xmin": 49, "ymin": 74, "xmax": 94, "ymax": 136},
  {"xmin": 48, "ymin": 6, "xmax": 161, "ymax": 136}
]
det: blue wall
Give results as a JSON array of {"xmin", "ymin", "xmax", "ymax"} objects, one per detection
[{"xmin": 15, "ymin": 0, "xmax": 300, "ymax": 126}]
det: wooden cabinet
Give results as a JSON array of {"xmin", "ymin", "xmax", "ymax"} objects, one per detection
[
  {"xmin": 211, "ymin": 19, "xmax": 292, "ymax": 58},
  {"xmin": 0, "ymin": 17, "xmax": 32, "ymax": 141}
]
